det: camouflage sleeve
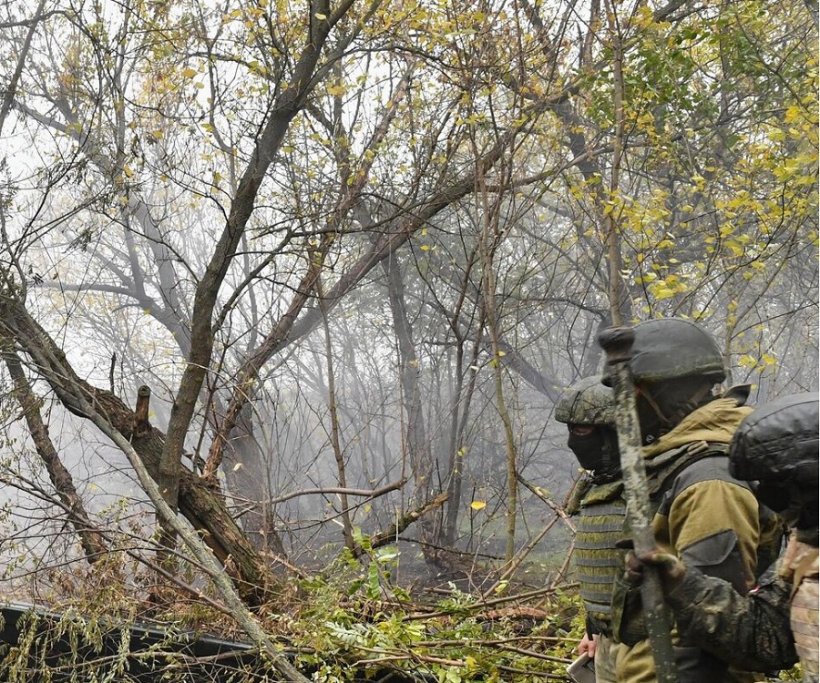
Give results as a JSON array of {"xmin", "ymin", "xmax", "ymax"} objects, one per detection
[{"xmin": 665, "ymin": 565, "xmax": 798, "ymax": 672}]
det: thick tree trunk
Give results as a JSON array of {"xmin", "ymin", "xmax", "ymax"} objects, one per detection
[
  {"xmin": 0, "ymin": 298, "xmax": 276, "ymax": 602},
  {"xmin": 221, "ymin": 406, "xmax": 287, "ymax": 558}
]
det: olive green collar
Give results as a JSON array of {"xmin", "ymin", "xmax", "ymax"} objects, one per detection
[{"xmin": 642, "ymin": 397, "xmax": 753, "ymax": 458}]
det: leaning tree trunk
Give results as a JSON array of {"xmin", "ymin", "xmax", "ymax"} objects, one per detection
[
  {"xmin": 0, "ymin": 297, "xmax": 277, "ymax": 603},
  {"xmin": 4, "ymin": 349, "xmax": 109, "ymax": 564}
]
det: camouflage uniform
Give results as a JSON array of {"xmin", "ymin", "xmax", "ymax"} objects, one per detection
[
  {"xmin": 733, "ymin": 392, "xmax": 819, "ymax": 682},
  {"xmin": 574, "ymin": 480, "xmax": 624, "ymax": 683},
  {"xmin": 650, "ymin": 393, "xmax": 818, "ymax": 682},
  {"xmin": 785, "ymin": 535, "xmax": 819, "ymax": 681},
  {"xmin": 609, "ymin": 396, "xmax": 760, "ymax": 682},
  {"xmin": 602, "ymin": 319, "xmax": 761, "ymax": 683},
  {"xmin": 656, "ymin": 557, "xmax": 797, "ymax": 674},
  {"xmin": 556, "ymin": 377, "xmax": 623, "ymax": 683}
]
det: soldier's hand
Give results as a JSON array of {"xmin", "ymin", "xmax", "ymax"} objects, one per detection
[
  {"xmin": 624, "ymin": 548, "xmax": 686, "ymax": 592},
  {"xmin": 577, "ymin": 632, "xmax": 597, "ymax": 658}
]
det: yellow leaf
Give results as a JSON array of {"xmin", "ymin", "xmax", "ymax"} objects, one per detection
[
  {"xmin": 470, "ymin": 501, "xmax": 486, "ymax": 511},
  {"xmin": 181, "ymin": 67, "xmax": 197, "ymax": 79},
  {"xmin": 314, "ymin": 12, "xmax": 327, "ymax": 19},
  {"xmin": 420, "ymin": 244, "xmax": 430, "ymax": 251},
  {"xmin": 725, "ymin": 240, "xmax": 744, "ymax": 257},
  {"xmin": 784, "ymin": 104, "xmax": 803, "ymax": 124}
]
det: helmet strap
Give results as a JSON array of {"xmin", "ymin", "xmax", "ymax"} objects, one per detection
[
  {"xmin": 638, "ymin": 380, "xmax": 716, "ymax": 443},
  {"xmin": 639, "ymin": 386, "xmax": 672, "ymax": 427}
]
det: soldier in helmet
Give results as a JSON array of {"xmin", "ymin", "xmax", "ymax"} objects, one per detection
[
  {"xmin": 603, "ymin": 318, "xmax": 763, "ymax": 682},
  {"xmin": 625, "ymin": 392, "xmax": 817, "ymax": 681},
  {"xmin": 555, "ymin": 376, "xmax": 623, "ymax": 683}
]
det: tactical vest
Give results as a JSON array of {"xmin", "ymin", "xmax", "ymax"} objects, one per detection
[
  {"xmin": 611, "ymin": 441, "xmax": 739, "ymax": 645},
  {"xmin": 574, "ymin": 480, "xmax": 626, "ymax": 635}
]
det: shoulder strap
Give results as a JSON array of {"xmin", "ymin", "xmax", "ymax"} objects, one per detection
[{"xmin": 646, "ymin": 441, "xmax": 729, "ymax": 499}]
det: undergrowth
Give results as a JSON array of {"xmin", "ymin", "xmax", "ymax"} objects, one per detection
[{"xmin": 0, "ymin": 540, "xmax": 584, "ymax": 682}]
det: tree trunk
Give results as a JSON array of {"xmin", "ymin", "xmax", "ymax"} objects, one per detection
[
  {"xmin": 0, "ymin": 298, "xmax": 276, "ymax": 602},
  {"xmin": 221, "ymin": 406, "xmax": 287, "ymax": 559},
  {"xmin": 442, "ymin": 312, "xmax": 484, "ymax": 547},
  {"xmin": 318, "ymin": 279, "xmax": 355, "ymax": 551},
  {"xmin": 4, "ymin": 350, "xmax": 108, "ymax": 564},
  {"xmin": 381, "ymin": 252, "xmax": 439, "ymax": 561}
]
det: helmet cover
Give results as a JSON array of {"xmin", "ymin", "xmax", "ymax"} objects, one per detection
[
  {"xmin": 729, "ymin": 392, "xmax": 819, "ymax": 484},
  {"xmin": 555, "ymin": 376, "xmax": 615, "ymax": 426}
]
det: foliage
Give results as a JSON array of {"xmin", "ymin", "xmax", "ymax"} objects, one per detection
[
  {"xmin": 288, "ymin": 544, "xmax": 582, "ymax": 683},
  {"xmin": 0, "ymin": 0, "xmax": 814, "ymax": 678}
]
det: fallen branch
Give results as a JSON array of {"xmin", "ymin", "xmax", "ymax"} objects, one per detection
[
  {"xmin": 66, "ymin": 382, "xmax": 310, "ymax": 682},
  {"xmin": 369, "ymin": 492, "xmax": 448, "ymax": 549}
]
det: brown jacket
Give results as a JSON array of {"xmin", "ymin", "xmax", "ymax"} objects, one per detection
[{"xmin": 613, "ymin": 398, "xmax": 760, "ymax": 683}]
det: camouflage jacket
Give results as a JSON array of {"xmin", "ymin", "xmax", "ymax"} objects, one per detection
[
  {"xmin": 664, "ymin": 557, "xmax": 798, "ymax": 674},
  {"xmin": 612, "ymin": 397, "xmax": 761, "ymax": 682}
]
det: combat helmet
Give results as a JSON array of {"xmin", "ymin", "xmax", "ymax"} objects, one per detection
[
  {"xmin": 729, "ymin": 393, "xmax": 819, "ymax": 532},
  {"xmin": 603, "ymin": 318, "xmax": 726, "ymax": 386},
  {"xmin": 555, "ymin": 375, "xmax": 620, "ymax": 479},
  {"xmin": 729, "ymin": 393, "xmax": 819, "ymax": 484},
  {"xmin": 555, "ymin": 376, "xmax": 615, "ymax": 426}
]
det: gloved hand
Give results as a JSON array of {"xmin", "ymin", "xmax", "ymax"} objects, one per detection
[{"xmin": 624, "ymin": 548, "xmax": 687, "ymax": 593}]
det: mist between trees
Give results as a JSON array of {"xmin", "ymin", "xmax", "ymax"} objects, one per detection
[{"xmin": 0, "ymin": 0, "xmax": 815, "ymax": 679}]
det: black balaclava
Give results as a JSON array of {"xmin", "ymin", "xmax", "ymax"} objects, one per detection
[
  {"xmin": 567, "ymin": 425, "xmax": 621, "ymax": 482},
  {"xmin": 635, "ymin": 376, "xmax": 716, "ymax": 445}
]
